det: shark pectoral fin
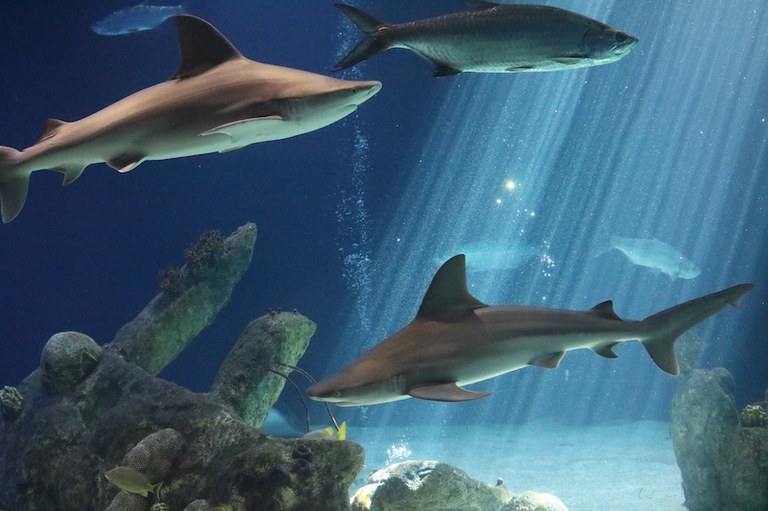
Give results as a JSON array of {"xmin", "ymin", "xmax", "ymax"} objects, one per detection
[
  {"xmin": 201, "ymin": 117, "xmax": 285, "ymax": 149},
  {"xmin": 592, "ymin": 342, "xmax": 620, "ymax": 358},
  {"xmin": 107, "ymin": 154, "xmax": 145, "ymax": 173},
  {"xmin": 55, "ymin": 164, "xmax": 87, "ymax": 185},
  {"xmin": 529, "ymin": 352, "xmax": 565, "ymax": 369},
  {"xmin": 433, "ymin": 64, "xmax": 462, "ymax": 78},
  {"xmin": 407, "ymin": 382, "xmax": 491, "ymax": 402}
]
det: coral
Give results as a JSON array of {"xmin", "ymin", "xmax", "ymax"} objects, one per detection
[
  {"xmin": 350, "ymin": 460, "xmax": 514, "ymax": 511},
  {"xmin": 105, "ymin": 491, "xmax": 146, "ymax": 511},
  {"xmin": 159, "ymin": 265, "xmax": 187, "ymax": 295},
  {"xmin": 741, "ymin": 404, "xmax": 768, "ymax": 428},
  {"xmin": 185, "ymin": 230, "xmax": 226, "ymax": 275},
  {"xmin": 0, "ymin": 223, "xmax": 363, "ymax": 511},
  {"xmin": 500, "ymin": 492, "xmax": 568, "ymax": 511},
  {"xmin": 671, "ymin": 368, "xmax": 768, "ymax": 510},
  {"xmin": 40, "ymin": 331, "xmax": 101, "ymax": 394},
  {"xmin": 0, "ymin": 386, "xmax": 22, "ymax": 420},
  {"xmin": 122, "ymin": 428, "xmax": 184, "ymax": 485}
]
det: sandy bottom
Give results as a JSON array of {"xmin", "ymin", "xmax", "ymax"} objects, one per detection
[{"xmin": 349, "ymin": 420, "xmax": 686, "ymax": 511}]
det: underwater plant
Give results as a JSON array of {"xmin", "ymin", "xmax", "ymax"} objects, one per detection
[
  {"xmin": 741, "ymin": 404, "xmax": 768, "ymax": 428},
  {"xmin": 185, "ymin": 229, "xmax": 226, "ymax": 274},
  {"xmin": 158, "ymin": 229, "xmax": 227, "ymax": 294}
]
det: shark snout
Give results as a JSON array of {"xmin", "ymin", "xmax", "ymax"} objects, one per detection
[{"xmin": 345, "ymin": 80, "xmax": 382, "ymax": 105}]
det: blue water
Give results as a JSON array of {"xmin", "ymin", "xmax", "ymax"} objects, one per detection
[{"xmin": 0, "ymin": 2, "xmax": 766, "ymax": 507}]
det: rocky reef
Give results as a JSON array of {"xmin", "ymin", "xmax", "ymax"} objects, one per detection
[
  {"xmin": 671, "ymin": 368, "xmax": 768, "ymax": 511},
  {"xmin": 350, "ymin": 460, "xmax": 568, "ymax": 511},
  {"xmin": 0, "ymin": 223, "xmax": 363, "ymax": 511}
]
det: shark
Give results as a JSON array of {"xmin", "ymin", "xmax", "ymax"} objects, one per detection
[
  {"xmin": 334, "ymin": 1, "xmax": 638, "ymax": 77},
  {"xmin": 307, "ymin": 255, "xmax": 752, "ymax": 406},
  {"xmin": 0, "ymin": 15, "xmax": 382, "ymax": 223}
]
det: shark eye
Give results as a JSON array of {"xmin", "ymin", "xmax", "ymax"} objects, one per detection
[{"xmin": 334, "ymin": 391, "xmax": 342, "ymax": 398}]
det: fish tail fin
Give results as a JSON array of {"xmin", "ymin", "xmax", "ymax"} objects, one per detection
[
  {"xmin": 333, "ymin": 3, "xmax": 390, "ymax": 71},
  {"xmin": 0, "ymin": 146, "xmax": 30, "ymax": 223},
  {"xmin": 337, "ymin": 421, "xmax": 347, "ymax": 441},
  {"xmin": 640, "ymin": 284, "xmax": 753, "ymax": 375}
]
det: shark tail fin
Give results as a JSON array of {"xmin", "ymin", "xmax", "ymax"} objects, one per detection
[
  {"xmin": 0, "ymin": 146, "xmax": 29, "ymax": 223},
  {"xmin": 333, "ymin": 3, "xmax": 390, "ymax": 71},
  {"xmin": 640, "ymin": 283, "xmax": 753, "ymax": 375}
]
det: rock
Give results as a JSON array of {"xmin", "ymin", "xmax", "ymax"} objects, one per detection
[
  {"xmin": 350, "ymin": 460, "xmax": 513, "ymax": 511},
  {"xmin": 107, "ymin": 223, "xmax": 257, "ymax": 375},
  {"xmin": 0, "ymin": 386, "xmax": 23, "ymax": 420},
  {"xmin": 500, "ymin": 491, "xmax": 568, "ymax": 511},
  {"xmin": 0, "ymin": 223, "xmax": 364, "ymax": 511},
  {"xmin": 671, "ymin": 368, "xmax": 768, "ymax": 511},
  {"xmin": 39, "ymin": 331, "xmax": 101, "ymax": 394},
  {"xmin": 211, "ymin": 312, "xmax": 316, "ymax": 427}
]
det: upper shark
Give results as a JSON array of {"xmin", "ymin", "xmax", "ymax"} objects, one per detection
[
  {"xmin": 0, "ymin": 15, "xmax": 382, "ymax": 223},
  {"xmin": 307, "ymin": 255, "xmax": 752, "ymax": 406},
  {"xmin": 334, "ymin": 1, "xmax": 638, "ymax": 76}
]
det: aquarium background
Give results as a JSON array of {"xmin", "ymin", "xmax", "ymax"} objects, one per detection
[{"xmin": 0, "ymin": 0, "xmax": 766, "ymax": 448}]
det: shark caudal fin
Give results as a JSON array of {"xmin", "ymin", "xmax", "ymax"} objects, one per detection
[
  {"xmin": 0, "ymin": 146, "xmax": 29, "ymax": 223},
  {"xmin": 333, "ymin": 4, "xmax": 391, "ymax": 71},
  {"xmin": 640, "ymin": 283, "xmax": 753, "ymax": 375}
]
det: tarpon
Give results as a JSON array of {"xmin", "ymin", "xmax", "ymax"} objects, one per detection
[
  {"xmin": 0, "ymin": 15, "xmax": 381, "ymax": 223},
  {"xmin": 334, "ymin": 1, "xmax": 638, "ymax": 76},
  {"xmin": 92, "ymin": 3, "xmax": 186, "ymax": 36},
  {"xmin": 435, "ymin": 240, "xmax": 542, "ymax": 272},
  {"xmin": 307, "ymin": 255, "xmax": 751, "ymax": 406},
  {"xmin": 604, "ymin": 236, "xmax": 701, "ymax": 280}
]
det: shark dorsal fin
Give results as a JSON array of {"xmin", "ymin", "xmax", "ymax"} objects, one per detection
[
  {"xmin": 417, "ymin": 254, "xmax": 487, "ymax": 321},
  {"xmin": 171, "ymin": 15, "xmax": 243, "ymax": 80},
  {"xmin": 465, "ymin": 1, "xmax": 498, "ymax": 10},
  {"xmin": 37, "ymin": 118, "xmax": 67, "ymax": 143},
  {"xmin": 588, "ymin": 300, "xmax": 622, "ymax": 321}
]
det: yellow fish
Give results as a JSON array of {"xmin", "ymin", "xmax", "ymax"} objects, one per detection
[
  {"xmin": 301, "ymin": 421, "xmax": 347, "ymax": 441},
  {"xmin": 104, "ymin": 466, "xmax": 162, "ymax": 498}
]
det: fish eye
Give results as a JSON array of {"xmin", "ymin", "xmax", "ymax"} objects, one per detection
[{"xmin": 334, "ymin": 391, "xmax": 342, "ymax": 398}]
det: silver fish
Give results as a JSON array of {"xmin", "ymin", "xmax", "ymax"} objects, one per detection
[
  {"xmin": 335, "ymin": 1, "xmax": 638, "ymax": 76},
  {"xmin": 92, "ymin": 3, "xmax": 186, "ymax": 36},
  {"xmin": 608, "ymin": 236, "xmax": 701, "ymax": 279}
]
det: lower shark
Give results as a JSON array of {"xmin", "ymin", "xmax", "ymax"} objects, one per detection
[
  {"xmin": 308, "ymin": 255, "xmax": 752, "ymax": 406},
  {"xmin": 0, "ymin": 15, "xmax": 381, "ymax": 223}
]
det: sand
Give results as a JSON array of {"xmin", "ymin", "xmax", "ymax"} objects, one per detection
[{"xmin": 350, "ymin": 420, "xmax": 687, "ymax": 511}]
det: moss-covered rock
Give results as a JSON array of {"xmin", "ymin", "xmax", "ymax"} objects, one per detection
[
  {"xmin": 108, "ymin": 223, "xmax": 257, "ymax": 375},
  {"xmin": 0, "ymin": 223, "xmax": 364, "ymax": 511},
  {"xmin": 350, "ymin": 460, "xmax": 513, "ymax": 511},
  {"xmin": 671, "ymin": 369, "xmax": 768, "ymax": 511}
]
